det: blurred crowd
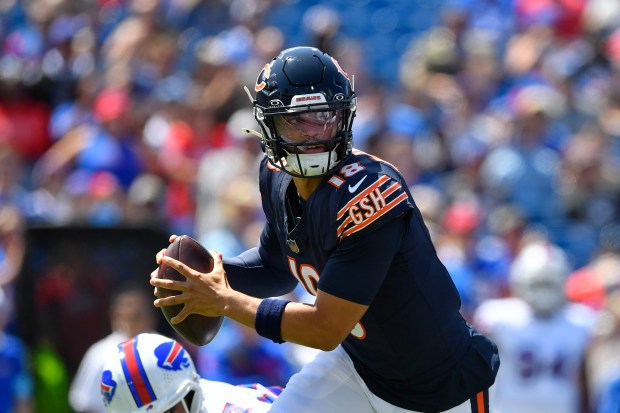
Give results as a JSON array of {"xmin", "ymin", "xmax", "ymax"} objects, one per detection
[{"xmin": 2, "ymin": 0, "xmax": 620, "ymax": 411}]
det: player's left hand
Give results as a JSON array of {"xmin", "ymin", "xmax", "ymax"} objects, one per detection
[{"xmin": 150, "ymin": 251, "xmax": 231, "ymax": 324}]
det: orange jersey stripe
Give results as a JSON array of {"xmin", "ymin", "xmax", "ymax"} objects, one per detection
[
  {"xmin": 476, "ymin": 391, "xmax": 486, "ymax": 413},
  {"xmin": 381, "ymin": 182, "xmax": 401, "ymax": 198},
  {"xmin": 336, "ymin": 216, "xmax": 352, "ymax": 237},
  {"xmin": 339, "ymin": 192, "xmax": 408, "ymax": 239},
  {"xmin": 336, "ymin": 175, "xmax": 390, "ymax": 220}
]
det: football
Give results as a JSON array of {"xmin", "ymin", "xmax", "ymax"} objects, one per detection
[{"xmin": 157, "ymin": 235, "xmax": 224, "ymax": 346}]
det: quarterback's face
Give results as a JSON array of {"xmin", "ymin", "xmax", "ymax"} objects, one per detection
[{"xmin": 274, "ymin": 110, "xmax": 342, "ymax": 153}]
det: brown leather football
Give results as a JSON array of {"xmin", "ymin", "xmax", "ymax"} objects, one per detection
[{"xmin": 157, "ymin": 235, "xmax": 224, "ymax": 346}]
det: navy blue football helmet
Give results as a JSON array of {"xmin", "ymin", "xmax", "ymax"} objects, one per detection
[{"xmin": 251, "ymin": 46, "xmax": 356, "ymax": 177}]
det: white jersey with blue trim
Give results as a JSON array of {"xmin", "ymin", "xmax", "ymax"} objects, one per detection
[
  {"xmin": 474, "ymin": 297, "xmax": 595, "ymax": 413},
  {"xmin": 200, "ymin": 380, "xmax": 280, "ymax": 413}
]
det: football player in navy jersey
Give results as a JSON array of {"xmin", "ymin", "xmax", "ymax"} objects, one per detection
[{"xmin": 150, "ymin": 46, "xmax": 500, "ymax": 413}]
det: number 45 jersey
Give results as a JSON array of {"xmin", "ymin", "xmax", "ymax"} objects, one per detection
[{"xmin": 256, "ymin": 149, "xmax": 499, "ymax": 412}]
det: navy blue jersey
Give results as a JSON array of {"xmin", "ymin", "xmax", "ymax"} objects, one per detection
[{"xmin": 224, "ymin": 150, "xmax": 499, "ymax": 411}]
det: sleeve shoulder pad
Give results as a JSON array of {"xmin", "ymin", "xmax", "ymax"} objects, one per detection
[{"xmin": 333, "ymin": 169, "xmax": 413, "ymax": 241}]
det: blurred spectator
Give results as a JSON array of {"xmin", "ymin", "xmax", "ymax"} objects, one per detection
[
  {"xmin": 473, "ymin": 239, "xmax": 596, "ymax": 413},
  {"xmin": 567, "ymin": 249, "xmax": 620, "ymax": 311},
  {"xmin": 36, "ymin": 86, "xmax": 142, "ymax": 190},
  {"xmin": 301, "ymin": 5, "xmax": 341, "ymax": 55},
  {"xmin": 473, "ymin": 204, "xmax": 527, "ymax": 301},
  {"xmin": 0, "ymin": 203, "xmax": 25, "ymax": 338},
  {"xmin": 557, "ymin": 127, "xmax": 618, "ymax": 267},
  {"xmin": 0, "ymin": 204, "xmax": 25, "ymax": 290},
  {"xmin": 582, "ymin": 252, "xmax": 620, "ymax": 406},
  {"xmin": 69, "ymin": 283, "xmax": 157, "ymax": 413},
  {"xmin": 0, "ymin": 147, "xmax": 29, "ymax": 212},
  {"xmin": 150, "ymin": 111, "xmax": 204, "ymax": 234},
  {"xmin": 408, "ymin": 184, "xmax": 446, "ymax": 242},
  {"xmin": 435, "ymin": 197, "xmax": 483, "ymax": 318},
  {"xmin": 125, "ymin": 172, "xmax": 167, "ymax": 224},
  {"xmin": 32, "ymin": 344, "xmax": 70, "ymax": 413},
  {"xmin": 515, "ymin": 0, "xmax": 587, "ymax": 39},
  {"xmin": 195, "ymin": 108, "xmax": 264, "ymax": 241},
  {"xmin": 43, "ymin": 12, "xmax": 95, "ymax": 106},
  {"xmin": 199, "ymin": 175, "xmax": 263, "ymax": 256},
  {"xmin": 48, "ymin": 73, "xmax": 98, "ymax": 142},
  {"xmin": 598, "ymin": 375, "xmax": 620, "ymax": 413},
  {"xmin": 480, "ymin": 84, "xmax": 570, "ymax": 236},
  {"xmin": 32, "ymin": 86, "xmax": 145, "ymax": 225},
  {"xmin": 190, "ymin": 28, "xmax": 251, "ymax": 117},
  {"xmin": 0, "ymin": 77, "xmax": 52, "ymax": 162},
  {"xmin": 369, "ymin": 131, "xmax": 422, "ymax": 186},
  {"xmin": 76, "ymin": 87, "xmax": 143, "ymax": 188},
  {"xmin": 196, "ymin": 320, "xmax": 297, "ymax": 388},
  {"xmin": 0, "ymin": 287, "xmax": 33, "ymax": 413}
]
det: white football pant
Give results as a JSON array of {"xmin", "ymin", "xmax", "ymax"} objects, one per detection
[{"xmin": 268, "ymin": 345, "xmax": 495, "ymax": 413}]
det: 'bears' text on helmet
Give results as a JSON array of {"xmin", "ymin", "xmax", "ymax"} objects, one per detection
[
  {"xmin": 101, "ymin": 333, "xmax": 204, "ymax": 413},
  {"xmin": 252, "ymin": 46, "xmax": 357, "ymax": 177}
]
